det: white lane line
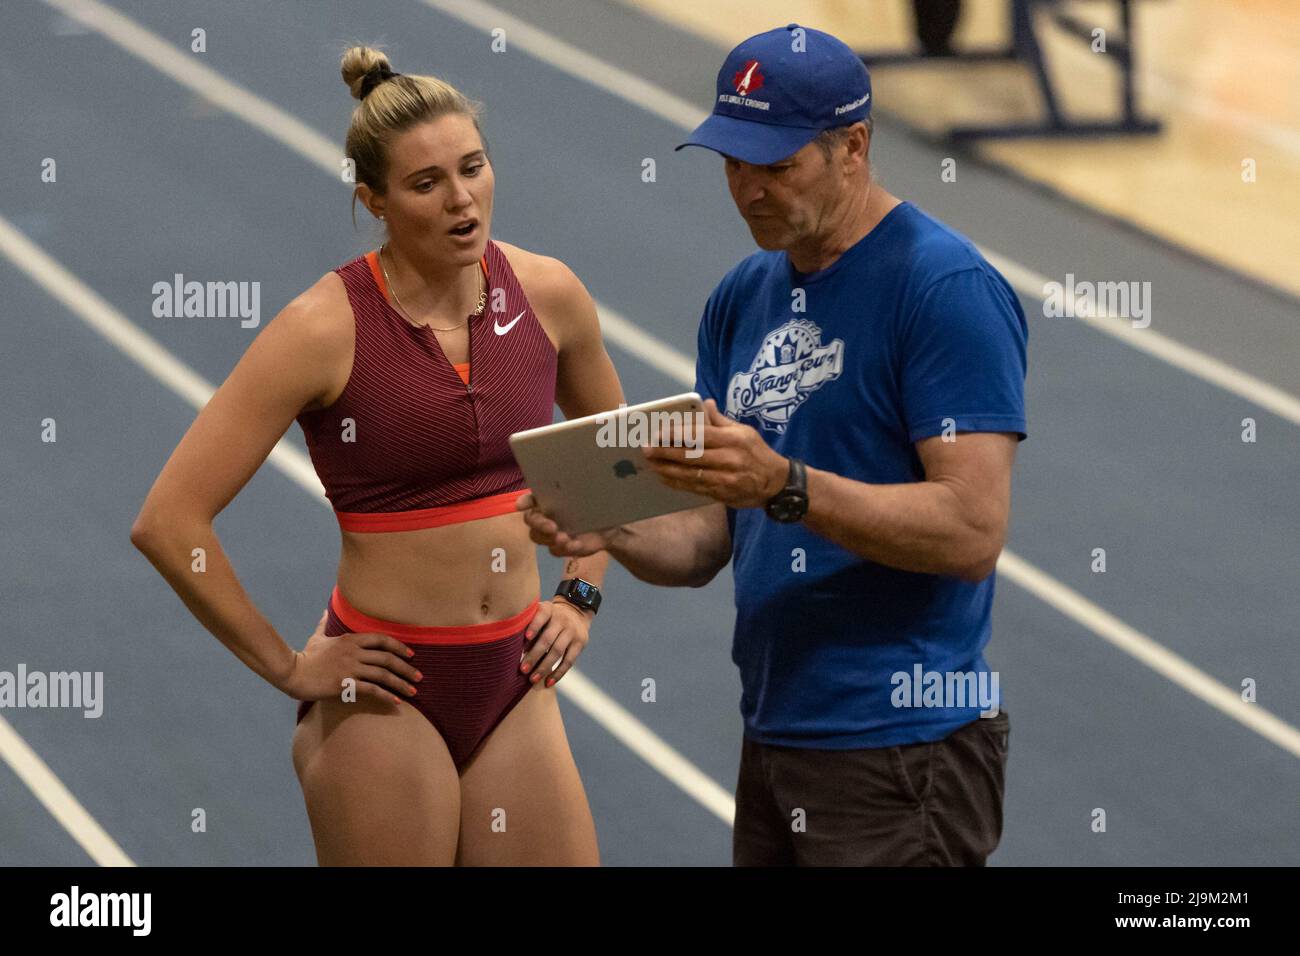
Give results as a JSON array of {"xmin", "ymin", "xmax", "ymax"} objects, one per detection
[
  {"xmin": 40, "ymin": 0, "xmax": 693, "ymax": 430},
  {"xmin": 0, "ymin": 216, "xmax": 325, "ymax": 497},
  {"xmin": 422, "ymin": 0, "xmax": 1300, "ymax": 428},
  {"xmin": 40, "ymin": 0, "xmax": 737, "ymax": 828},
  {"xmin": 23, "ymin": 6, "xmax": 1291, "ymax": 874},
  {"xmin": 596, "ymin": 306, "xmax": 697, "ymax": 384},
  {"xmin": 604, "ymin": 309, "xmax": 1300, "ymax": 759},
  {"xmin": 556, "ymin": 672, "xmax": 735, "ymax": 821},
  {"xmin": 998, "ymin": 554, "xmax": 1300, "ymax": 758},
  {"xmin": 0, "ymin": 714, "xmax": 134, "ymax": 867},
  {"xmin": 985, "ymin": 252, "xmax": 1300, "ymax": 427},
  {"xmin": 592, "ymin": 308, "xmax": 1300, "ymax": 761},
  {"xmin": 12, "ymin": 201, "xmax": 1297, "ymax": 791},
  {"xmin": 43, "ymin": 0, "xmax": 339, "ymax": 171},
  {"xmin": 424, "ymin": 0, "xmax": 706, "ymax": 131},
  {"xmin": 412, "ymin": 0, "xmax": 1300, "ymax": 753},
  {"xmin": 0, "ymin": 213, "xmax": 738, "ymax": 827}
]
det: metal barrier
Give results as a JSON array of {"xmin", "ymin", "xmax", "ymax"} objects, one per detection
[{"xmin": 858, "ymin": 0, "xmax": 1162, "ymax": 140}]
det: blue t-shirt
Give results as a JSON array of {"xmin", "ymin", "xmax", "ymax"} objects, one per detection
[{"xmin": 694, "ymin": 201, "xmax": 1028, "ymax": 748}]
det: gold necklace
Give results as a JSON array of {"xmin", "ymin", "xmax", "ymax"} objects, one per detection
[{"xmin": 380, "ymin": 243, "xmax": 486, "ymax": 332}]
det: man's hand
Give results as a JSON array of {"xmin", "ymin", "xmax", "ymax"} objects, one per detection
[
  {"xmin": 643, "ymin": 398, "xmax": 788, "ymax": 509},
  {"xmin": 516, "ymin": 492, "xmax": 623, "ymax": 557}
]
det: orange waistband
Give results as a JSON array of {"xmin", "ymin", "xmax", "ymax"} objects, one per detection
[
  {"xmin": 336, "ymin": 489, "xmax": 527, "ymax": 533},
  {"xmin": 330, "ymin": 587, "xmax": 539, "ymax": 644}
]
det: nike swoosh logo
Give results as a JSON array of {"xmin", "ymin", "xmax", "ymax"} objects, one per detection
[{"xmin": 494, "ymin": 310, "xmax": 525, "ymax": 335}]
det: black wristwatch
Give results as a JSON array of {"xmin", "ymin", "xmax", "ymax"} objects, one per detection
[
  {"xmin": 555, "ymin": 578, "xmax": 602, "ymax": 615},
  {"xmin": 764, "ymin": 457, "xmax": 809, "ymax": 523}
]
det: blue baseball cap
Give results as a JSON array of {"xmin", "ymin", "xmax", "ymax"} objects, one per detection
[{"xmin": 676, "ymin": 23, "xmax": 872, "ymax": 165}]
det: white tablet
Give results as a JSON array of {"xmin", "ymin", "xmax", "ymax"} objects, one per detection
[{"xmin": 509, "ymin": 392, "xmax": 714, "ymax": 533}]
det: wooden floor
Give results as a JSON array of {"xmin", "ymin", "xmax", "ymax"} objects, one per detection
[{"xmin": 623, "ymin": 0, "xmax": 1300, "ymax": 297}]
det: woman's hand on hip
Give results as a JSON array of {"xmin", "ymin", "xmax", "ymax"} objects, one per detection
[
  {"xmin": 281, "ymin": 610, "xmax": 423, "ymax": 707},
  {"xmin": 520, "ymin": 598, "xmax": 592, "ymax": 688}
]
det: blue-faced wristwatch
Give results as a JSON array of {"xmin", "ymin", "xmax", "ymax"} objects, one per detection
[{"xmin": 555, "ymin": 578, "xmax": 602, "ymax": 615}]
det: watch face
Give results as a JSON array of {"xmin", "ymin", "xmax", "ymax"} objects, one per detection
[
  {"xmin": 572, "ymin": 581, "xmax": 595, "ymax": 601},
  {"xmin": 770, "ymin": 492, "xmax": 808, "ymax": 522}
]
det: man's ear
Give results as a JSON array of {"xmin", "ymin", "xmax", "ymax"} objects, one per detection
[{"xmin": 848, "ymin": 122, "xmax": 870, "ymax": 172}]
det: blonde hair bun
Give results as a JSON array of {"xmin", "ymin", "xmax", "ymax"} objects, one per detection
[{"xmin": 341, "ymin": 46, "xmax": 393, "ymax": 101}]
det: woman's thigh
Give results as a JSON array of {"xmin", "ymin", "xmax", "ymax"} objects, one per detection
[
  {"xmin": 292, "ymin": 694, "xmax": 462, "ymax": 866},
  {"xmin": 454, "ymin": 685, "xmax": 600, "ymax": 866}
]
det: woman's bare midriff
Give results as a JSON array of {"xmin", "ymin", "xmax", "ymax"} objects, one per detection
[
  {"xmin": 336, "ymin": 509, "xmax": 540, "ymax": 627},
  {"xmin": 308, "ymin": 242, "xmax": 564, "ymax": 629}
]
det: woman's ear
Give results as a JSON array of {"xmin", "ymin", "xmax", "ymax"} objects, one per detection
[{"xmin": 355, "ymin": 182, "xmax": 384, "ymax": 220}]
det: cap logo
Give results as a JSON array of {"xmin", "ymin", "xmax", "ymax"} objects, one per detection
[
  {"xmin": 733, "ymin": 60, "xmax": 765, "ymax": 96},
  {"xmin": 834, "ymin": 91, "xmax": 871, "ymax": 116}
]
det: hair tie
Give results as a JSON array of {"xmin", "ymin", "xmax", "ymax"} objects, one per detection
[{"xmin": 359, "ymin": 63, "xmax": 400, "ymax": 100}]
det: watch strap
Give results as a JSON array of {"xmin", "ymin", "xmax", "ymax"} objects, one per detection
[{"xmin": 765, "ymin": 457, "xmax": 809, "ymax": 522}]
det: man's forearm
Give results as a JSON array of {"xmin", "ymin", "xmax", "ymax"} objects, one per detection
[
  {"xmin": 605, "ymin": 508, "xmax": 725, "ymax": 588},
  {"xmin": 802, "ymin": 466, "xmax": 999, "ymax": 581}
]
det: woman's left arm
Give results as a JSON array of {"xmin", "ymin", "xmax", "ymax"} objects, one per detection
[{"xmin": 517, "ymin": 256, "xmax": 626, "ymax": 685}]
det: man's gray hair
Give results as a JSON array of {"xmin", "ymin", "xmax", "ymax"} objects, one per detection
[{"xmin": 813, "ymin": 116, "xmax": 873, "ymax": 162}]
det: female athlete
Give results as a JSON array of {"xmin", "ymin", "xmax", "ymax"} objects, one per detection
[{"xmin": 130, "ymin": 46, "xmax": 625, "ymax": 865}]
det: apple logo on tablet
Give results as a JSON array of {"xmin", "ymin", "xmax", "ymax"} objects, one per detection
[{"xmin": 613, "ymin": 459, "xmax": 638, "ymax": 479}]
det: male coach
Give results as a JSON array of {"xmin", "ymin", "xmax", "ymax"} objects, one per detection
[{"xmin": 520, "ymin": 24, "xmax": 1028, "ymax": 866}]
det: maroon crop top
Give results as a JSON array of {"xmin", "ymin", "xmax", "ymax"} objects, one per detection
[{"xmin": 295, "ymin": 240, "xmax": 558, "ymax": 532}]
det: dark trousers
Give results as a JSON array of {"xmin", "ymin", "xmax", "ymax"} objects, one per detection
[{"xmin": 733, "ymin": 711, "xmax": 1009, "ymax": 866}]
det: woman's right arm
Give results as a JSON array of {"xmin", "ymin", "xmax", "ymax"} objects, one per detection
[{"xmin": 129, "ymin": 274, "xmax": 416, "ymax": 701}]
